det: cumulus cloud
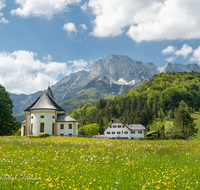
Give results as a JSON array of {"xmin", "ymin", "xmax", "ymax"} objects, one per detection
[
  {"xmin": 63, "ymin": 22, "xmax": 77, "ymax": 35},
  {"xmin": 79, "ymin": 23, "xmax": 87, "ymax": 30},
  {"xmin": 161, "ymin": 46, "xmax": 176, "ymax": 54},
  {"xmin": 0, "ymin": 1, "xmax": 9, "ymax": 24},
  {"xmin": 0, "ymin": 50, "xmax": 88, "ymax": 94},
  {"xmin": 175, "ymin": 44, "xmax": 193, "ymax": 59},
  {"xmin": 81, "ymin": 2, "xmax": 88, "ymax": 13},
  {"xmin": 0, "ymin": 16, "xmax": 9, "ymax": 24},
  {"xmin": 190, "ymin": 47, "xmax": 200, "ymax": 64},
  {"xmin": 161, "ymin": 44, "xmax": 193, "ymax": 62},
  {"xmin": 87, "ymin": 0, "xmax": 200, "ymax": 42},
  {"xmin": 11, "ymin": 0, "xmax": 81, "ymax": 19},
  {"xmin": 166, "ymin": 57, "xmax": 175, "ymax": 63}
]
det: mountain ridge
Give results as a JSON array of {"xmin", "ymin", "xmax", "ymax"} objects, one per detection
[{"xmin": 9, "ymin": 55, "xmax": 200, "ymax": 121}]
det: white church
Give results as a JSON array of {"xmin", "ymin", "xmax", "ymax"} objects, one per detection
[{"xmin": 21, "ymin": 86, "xmax": 78, "ymax": 136}]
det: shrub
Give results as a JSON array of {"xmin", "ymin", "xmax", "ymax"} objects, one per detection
[{"xmin": 27, "ymin": 133, "xmax": 50, "ymax": 138}]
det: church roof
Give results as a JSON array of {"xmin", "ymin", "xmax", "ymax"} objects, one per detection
[
  {"xmin": 46, "ymin": 86, "xmax": 55, "ymax": 100},
  {"xmin": 56, "ymin": 114, "xmax": 77, "ymax": 122},
  {"xmin": 24, "ymin": 91, "xmax": 65, "ymax": 112}
]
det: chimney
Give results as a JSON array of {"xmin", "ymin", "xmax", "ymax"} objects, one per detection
[{"xmin": 111, "ymin": 118, "xmax": 114, "ymax": 123}]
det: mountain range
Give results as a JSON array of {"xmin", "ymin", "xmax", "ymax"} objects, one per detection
[{"xmin": 9, "ymin": 55, "xmax": 200, "ymax": 122}]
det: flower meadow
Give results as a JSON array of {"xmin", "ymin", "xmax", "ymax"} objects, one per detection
[{"xmin": 0, "ymin": 137, "xmax": 200, "ymax": 190}]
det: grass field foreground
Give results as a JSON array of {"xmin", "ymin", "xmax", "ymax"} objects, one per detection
[{"xmin": 0, "ymin": 137, "xmax": 200, "ymax": 189}]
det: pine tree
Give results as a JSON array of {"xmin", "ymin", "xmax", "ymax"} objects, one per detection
[{"xmin": 0, "ymin": 84, "xmax": 19, "ymax": 135}]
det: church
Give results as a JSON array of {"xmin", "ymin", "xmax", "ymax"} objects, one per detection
[{"xmin": 21, "ymin": 86, "xmax": 78, "ymax": 136}]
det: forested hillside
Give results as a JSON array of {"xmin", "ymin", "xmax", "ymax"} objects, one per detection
[{"xmin": 70, "ymin": 71, "xmax": 200, "ymax": 128}]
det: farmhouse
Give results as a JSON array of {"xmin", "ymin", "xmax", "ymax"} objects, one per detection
[
  {"xmin": 103, "ymin": 119, "xmax": 146, "ymax": 139},
  {"xmin": 21, "ymin": 86, "xmax": 78, "ymax": 136}
]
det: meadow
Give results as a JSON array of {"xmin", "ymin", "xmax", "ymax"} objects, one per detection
[{"xmin": 0, "ymin": 137, "xmax": 200, "ymax": 190}]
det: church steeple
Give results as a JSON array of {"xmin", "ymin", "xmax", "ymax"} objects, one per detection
[{"xmin": 46, "ymin": 86, "xmax": 55, "ymax": 100}]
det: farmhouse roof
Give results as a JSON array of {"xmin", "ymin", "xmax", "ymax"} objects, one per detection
[
  {"xmin": 56, "ymin": 114, "xmax": 77, "ymax": 122},
  {"xmin": 104, "ymin": 118, "xmax": 131, "ymax": 131},
  {"xmin": 24, "ymin": 91, "xmax": 65, "ymax": 112},
  {"xmin": 127, "ymin": 124, "xmax": 146, "ymax": 130}
]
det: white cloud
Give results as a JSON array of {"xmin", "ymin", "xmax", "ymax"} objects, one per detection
[
  {"xmin": 162, "ymin": 44, "xmax": 193, "ymax": 62},
  {"xmin": 166, "ymin": 57, "xmax": 175, "ymax": 63},
  {"xmin": 175, "ymin": 44, "xmax": 193, "ymax": 59},
  {"xmin": 161, "ymin": 46, "xmax": 176, "ymax": 54},
  {"xmin": 68, "ymin": 59, "xmax": 88, "ymax": 71},
  {"xmin": 0, "ymin": 50, "xmax": 88, "ymax": 94},
  {"xmin": 81, "ymin": 2, "xmax": 88, "ymax": 13},
  {"xmin": 0, "ymin": 16, "xmax": 9, "ymax": 24},
  {"xmin": 11, "ymin": 0, "xmax": 81, "ymax": 19},
  {"xmin": 63, "ymin": 22, "xmax": 77, "ymax": 35},
  {"xmin": 190, "ymin": 47, "xmax": 200, "ymax": 64},
  {"xmin": 87, "ymin": 0, "xmax": 200, "ymax": 42},
  {"xmin": 79, "ymin": 23, "xmax": 87, "ymax": 30},
  {"xmin": 0, "ymin": 0, "xmax": 5, "ymax": 10}
]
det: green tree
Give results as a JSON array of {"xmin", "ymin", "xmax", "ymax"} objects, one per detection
[
  {"xmin": 0, "ymin": 84, "xmax": 19, "ymax": 135},
  {"xmin": 173, "ymin": 108, "xmax": 198, "ymax": 140},
  {"xmin": 85, "ymin": 123, "xmax": 99, "ymax": 136},
  {"xmin": 98, "ymin": 117, "xmax": 104, "ymax": 134},
  {"xmin": 78, "ymin": 126, "xmax": 87, "ymax": 136}
]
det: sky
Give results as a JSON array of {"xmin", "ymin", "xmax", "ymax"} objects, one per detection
[{"xmin": 1, "ymin": 0, "xmax": 200, "ymax": 95}]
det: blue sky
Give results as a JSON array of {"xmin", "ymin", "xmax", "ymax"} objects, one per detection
[{"xmin": 1, "ymin": 0, "xmax": 200, "ymax": 94}]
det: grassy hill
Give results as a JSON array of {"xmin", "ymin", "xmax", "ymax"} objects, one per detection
[{"xmin": 70, "ymin": 71, "xmax": 200, "ymax": 138}]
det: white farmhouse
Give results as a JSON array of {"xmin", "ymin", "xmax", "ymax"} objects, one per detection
[
  {"xmin": 104, "ymin": 119, "xmax": 146, "ymax": 139},
  {"xmin": 21, "ymin": 86, "xmax": 78, "ymax": 136}
]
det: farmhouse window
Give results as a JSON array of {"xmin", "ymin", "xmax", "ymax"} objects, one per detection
[
  {"xmin": 110, "ymin": 126, "xmax": 112, "ymax": 128},
  {"xmin": 138, "ymin": 131, "xmax": 142, "ymax": 134},
  {"xmin": 118, "ymin": 125, "xmax": 121, "ymax": 128},
  {"xmin": 107, "ymin": 132, "xmax": 110, "ymax": 134},
  {"xmin": 113, "ymin": 125, "xmax": 116, "ymax": 128},
  {"xmin": 122, "ymin": 125, "xmax": 125, "ymax": 128},
  {"xmin": 124, "ymin": 131, "xmax": 128, "ymax": 134},
  {"xmin": 117, "ymin": 131, "xmax": 121, "ymax": 134},
  {"xmin": 112, "ymin": 131, "xmax": 115, "ymax": 134},
  {"xmin": 68, "ymin": 133, "xmax": 72, "ymax": 136},
  {"xmin": 131, "ymin": 131, "xmax": 135, "ymax": 134}
]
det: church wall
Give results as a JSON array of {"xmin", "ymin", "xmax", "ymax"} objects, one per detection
[
  {"xmin": 31, "ymin": 109, "xmax": 56, "ymax": 135},
  {"xmin": 57, "ymin": 122, "xmax": 75, "ymax": 136}
]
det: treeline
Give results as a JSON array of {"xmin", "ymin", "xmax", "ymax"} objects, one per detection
[{"xmin": 70, "ymin": 71, "xmax": 200, "ymax": 129}]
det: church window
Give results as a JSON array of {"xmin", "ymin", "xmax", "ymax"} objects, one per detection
[
  {"xmin": 69, "ymin": 124, "xmax": 72, "ymax": 129},
  {"xmin": 31, "ymin": 116, "xmax": 33, "ymax": 119},
  {"xmin": 60, "ymin": 124, "xmax": 64, "ymax": 130},
  {"xmin": 31, "ymin": 123, "xmax": 33, "ymax": 135},
  {"xmin": 40, "ymin": 115, "xmax": 44, "ymax": 118},
  {"xmin": 40, "ymin": 123, "xmax": 44, "ymax": 132},
  {"xmin": 52, "ymin": 116, "xmax": 55, "ymax": 119},
  {"xmin": 52, "ymin": 123, "xmax": 55, "ymax": 135}
]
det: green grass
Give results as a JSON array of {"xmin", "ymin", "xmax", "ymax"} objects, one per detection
[{"xmin": 0, "ymin": 137, "xmax": 200, "ymax": 189}]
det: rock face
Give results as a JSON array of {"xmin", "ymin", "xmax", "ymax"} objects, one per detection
[{"xmin": 10, "ymin": 55, "xmax": 200, "ymax": 118}]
